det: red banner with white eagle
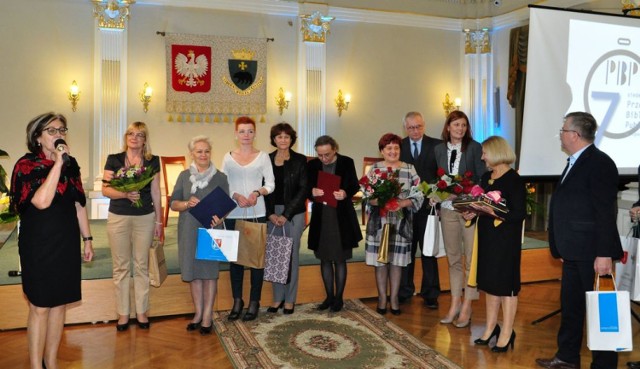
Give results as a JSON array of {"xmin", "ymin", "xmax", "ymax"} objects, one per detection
[
  {"xmin": 171, "ymin": 45, "xmax": 211, "ymax": 93},
  {"xmin": 166, "ymin": 33, "xmax": 266, "ymax": 117}
]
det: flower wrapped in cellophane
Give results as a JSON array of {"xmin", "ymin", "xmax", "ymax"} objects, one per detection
[
  {"xmin": 418, "ymin": 167, "xmax": 475, "ymax": 202},
  {"xmin": 359, "ymin": 166, "xmax": 403, "ymax": 216},
  {"xmin": 104, "ymin": 165, "xmax": 158, "ymax": 207}
]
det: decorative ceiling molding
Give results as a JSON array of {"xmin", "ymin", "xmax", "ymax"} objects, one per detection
[
  {"xmin": 136, "ymin": 0, "xmax": 605, "ymax": 32},
  {"xmin": 328, "ymin": 7, "xmax": 463, "ymax": 31},
  {"xmin": 136, "ymin": 0, "xmax": 299, "ymax": 17},
  {"xmin": 137, "ymin": 0, "xmax": 463, "ymax": 30}
]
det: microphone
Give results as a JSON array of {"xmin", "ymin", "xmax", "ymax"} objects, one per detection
[{"xmin": 54, "ymin": 138, "xmax": 70, "ymax": 166}]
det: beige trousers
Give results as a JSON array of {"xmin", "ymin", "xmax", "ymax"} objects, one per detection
[
  {"xmin": 107, "ymin": 212, "xmax": 155, "ymax": 316},
  {"xmin": 440, "ymin": 207, "xmax": 479, "ymax": 300}
]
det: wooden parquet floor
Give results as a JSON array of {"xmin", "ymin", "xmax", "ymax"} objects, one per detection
[{"xmin": 0, "ymin": 280, "xmax": 638, "ymax": 369}]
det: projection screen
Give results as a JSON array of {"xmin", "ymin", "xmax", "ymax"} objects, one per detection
[{"xmin": 520, "ymin": 6, "xmax": 640, "ymax": 176}]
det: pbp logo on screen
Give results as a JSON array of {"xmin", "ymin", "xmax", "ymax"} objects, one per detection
[{"xmin": 584, "ymin": 49, "xmax": 640, "ymax": 143}]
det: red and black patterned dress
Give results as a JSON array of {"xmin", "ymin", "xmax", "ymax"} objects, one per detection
[{"xmin": 10, "ymin": 152, "xmax": 86, "ymax": 307}]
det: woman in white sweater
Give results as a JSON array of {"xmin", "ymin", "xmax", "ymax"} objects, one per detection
[{"xmin": 221, "ymin": 116, "xmax": 275, "ymax": 321}]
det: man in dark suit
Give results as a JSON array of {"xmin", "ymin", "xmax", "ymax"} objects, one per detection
[
  {"xmin": 536, "ymin": 112, "xmax": 623, "ymax": 369},
  {"xmin": 398, "ymin": 111, "xmax": 442, "ymax": 308}
]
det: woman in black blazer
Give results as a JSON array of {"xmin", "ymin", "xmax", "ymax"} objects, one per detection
[
  {"xmin": 264, "ymin": 123, "xmax": 308, "ymax": 315},
  {"xmin": 307, "ymin": 135, "xmax": 362, "ymax": 312}
]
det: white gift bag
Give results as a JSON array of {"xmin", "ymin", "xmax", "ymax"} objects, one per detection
[
  {"xmin": 614, "ymin": 231, "xmax": 640, "ymax": 301},
  {"xmin": 586, "ymin": 276, "xmax": 633, "ymax": 352},
  {"xmin": 422, "ymin": 207, "xmax": 445, "ymax": 258},
  {"xmin": 196, "ymin": 227, "xmax": 239, "ymax": 262}
]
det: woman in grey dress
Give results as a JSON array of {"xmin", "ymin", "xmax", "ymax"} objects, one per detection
[{"xmin": 170, "ymin": 135, "xmax": 228, "ymax": 335}]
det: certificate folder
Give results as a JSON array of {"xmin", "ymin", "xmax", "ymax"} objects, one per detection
[
  {"xmin": 316, "ymin": 171, "xmax": 341, "ymax": 208},
  {"xmin": 189, "ymin": 187, "xmax": 237, "ymax": 228},
  {"xmin": 452, "ymin": 195, "xmax": 508, "ymax": 220}
]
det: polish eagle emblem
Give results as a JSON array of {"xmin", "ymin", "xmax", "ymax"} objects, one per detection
[{"xmin": 174, "ymin": 50, "xmax": 209, "ymax": 87}]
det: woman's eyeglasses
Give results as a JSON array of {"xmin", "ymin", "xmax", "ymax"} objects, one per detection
[
  {"xmin": 43, "ymin": 127, "xmax": 68, "ymax": 136},
  {"xmin": 127, "ymin": 132, "xmax": 146, "ymax": 139}
]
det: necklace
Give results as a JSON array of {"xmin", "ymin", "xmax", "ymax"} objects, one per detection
[{"xmin": 125, "ymin": 153, "xmax": 142, "ymax": 168}]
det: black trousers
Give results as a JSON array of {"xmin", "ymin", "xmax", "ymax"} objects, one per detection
[
  {"xmin": 556, "ymin": 260, "xmax": 617, "ymax": 369},
  {"xmin": 399, "ymin": 209, "xmax": 440, "ymax": 300},
  {"xmin": 225, "ymin": 217, "xmax": 266, "ymax": 302}
]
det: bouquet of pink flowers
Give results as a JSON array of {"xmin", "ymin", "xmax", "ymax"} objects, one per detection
[
  {"xmin": 105, "ymin": 165, "xmax": 158, "ymax": 208},
  {"xmin": 418, "ymin": 167, "xmax": 475, "ymax": 202},
  {"xmin": 359, "ymin": 166, "xmax": 402, "ymax": 216}
]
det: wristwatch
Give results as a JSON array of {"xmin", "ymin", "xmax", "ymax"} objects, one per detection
[
  {"xmin": 253, "ymin": 190, "xmax": 261, "ymax": 197},
  {"xmin": 82, "ymin": 236, "xmax": 93, "ymax": 241}
]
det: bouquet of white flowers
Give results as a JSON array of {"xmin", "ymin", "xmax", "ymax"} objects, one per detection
[{"xmin": 104, "ymin": 165, "xmax": 158, "ymax": 208}]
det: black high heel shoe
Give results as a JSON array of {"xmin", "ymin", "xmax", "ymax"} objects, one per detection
[
  {"xmin": 317, "ymin": 298, "xmax": 334, "ymax": 311},
  {"xmin": 200, "ymin": 324, "xmax": 213, "ymax": 335},
  {"xmin": 116, "ymin": 319, "xmax": 130, "ymax": 332},
  {"xmin": 474, "ymin": 325, "xmax": 500, "ymax": 345},
  {"xmin": 242, "ymin": 301, "xmax": 260, "ymax": 321},
  {"xmin": 267, "ymin": 301, "xmax": 284, "ymax": 313},
  {"xmin": 491, "ymin": 330, "xmax": 516, "ymax": 352},
  {"xmin": 283, "ymin": 304, "xmax": 295, "ymax": 315},
  {"xmin": 228, "ymin": 299, "xmax": 244, "ymax": 321},
  {"xmin": 186, "ymin": 320, "xmax": 201, "ymax": 331}
]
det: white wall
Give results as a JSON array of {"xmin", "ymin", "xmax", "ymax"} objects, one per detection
[
  {"xmin": 1, "ymin": 0, "xmax": 512, "ymax": 188},
  {"xmin": 0, "ymin": 0, "xmax": 95, "ymax": 184},
  {"xmin": 326, "ymin": 21, "xmax": 462, "ymax": 161}
]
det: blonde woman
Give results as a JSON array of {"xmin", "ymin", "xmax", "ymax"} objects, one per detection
[
  {"xmin": 170, "ymin": 135, "xmax": 228, "ymax": 335},
  {"xmin": 102, "ymin": 122, "xmax": 162, "ymax": 331}
]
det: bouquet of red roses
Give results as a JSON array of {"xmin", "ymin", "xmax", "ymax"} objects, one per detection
[
  {"xmin": 104, "ymin": 165, "xmax": 158, "ymax": 208},
  {"xmin": 418, "ymin": 167, "xmax": 475, "ymax": 202},
  {"xmin": 359, "ymin": 166, "xmax": 402, "ymax": 216}
]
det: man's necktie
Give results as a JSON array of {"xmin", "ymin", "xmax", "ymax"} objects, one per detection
[
  {"xmin": 450, "ymin": 149, "xmax": 457, "ymax": 172},
  {"xmin": 413, "ymin": 142, "xmax": 419, "ymax": 160},
  {"xmin": 560, "ymin": 157, "xmax": 570, "ymax": 183}
]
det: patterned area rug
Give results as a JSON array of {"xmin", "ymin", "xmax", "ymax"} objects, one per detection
[{"xmin": 213, "ymin": 299, "xmax": 461, "ymax": 369}]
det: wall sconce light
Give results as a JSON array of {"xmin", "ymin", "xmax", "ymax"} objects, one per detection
[
  {"xmin": 275, "ymin": 87, "xmax": 292, "ymax": 115},
  {"xmin": 140, "ymin": 82, "xmax": 153, "ymax": 113},
  {"xmin": 68, "ymin": 80, "xmax": 80, "ymax": 112},
  {"xmin": 442, "ymin": 93, "xmax": 461, "ymax": 117},
  {"xmin": 335, "ymin": 89, "xmax": 351, "ymax": 117}
]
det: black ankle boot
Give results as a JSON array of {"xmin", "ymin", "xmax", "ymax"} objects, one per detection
[
  {"xmin": 228, "ymin": 299, "xmax": 244, "ymax": 321},
  {"xmin": 318, "ymin": 297, "xmax": 334, "ymax": 310},
  {"xmin": 330, "ymin": 299, "xmax": 344, "ymax": 312},
  {"xmin": 242, "ymin": 301, "xmax": 260, "ymax": 321}
]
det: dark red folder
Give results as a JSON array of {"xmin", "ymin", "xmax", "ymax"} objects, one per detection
[{"xmin": 316, "ymin": 171, "xmax": 341, "ymax": 208}]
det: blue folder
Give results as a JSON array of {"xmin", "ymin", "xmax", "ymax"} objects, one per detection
[{"xmin": 189, "ymin": 186, "xmax": 237, "ymax": 228}]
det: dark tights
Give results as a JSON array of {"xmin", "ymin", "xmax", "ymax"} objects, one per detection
[{"xmin": 320, "ymin": 260, "xmax": 347, "ymax": 302}]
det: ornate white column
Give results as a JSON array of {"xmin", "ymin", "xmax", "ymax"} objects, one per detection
[
  {"xmin": 296, "ymin": 8, "xmax": 334, "ymax": 156},
  {"xmin": 463, "ymin": 28, "xmax": 493, "ymax": 141},
  {"xmin": 91, "ymin": 0, "xmax": 132, "ymax": 186},
  {"xmin": 89, "ymin": 0, "xmax": 133, "ymax": 218}
]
